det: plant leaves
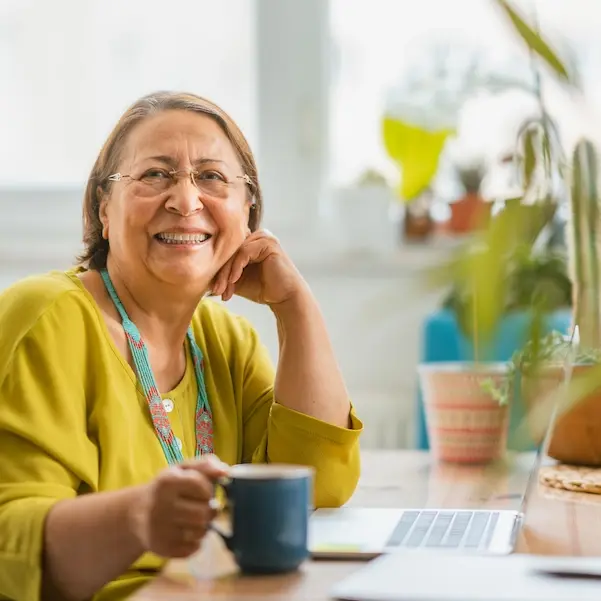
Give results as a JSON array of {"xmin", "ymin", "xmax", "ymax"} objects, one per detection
[
  {"xmin": 432, "ymin": 201, "xmax": 557, "ymax": 347},
  {"xmin": 494, "ymin": 0, "xmax": 572, "ymax": 84}
]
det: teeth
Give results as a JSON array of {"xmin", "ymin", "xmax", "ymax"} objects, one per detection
[{"xmin": 157, "ymin": 232, "xmax": 210, "ymax": 244}]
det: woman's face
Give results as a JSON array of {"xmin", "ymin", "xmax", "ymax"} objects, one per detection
[{"xmin": 100, "ymin": 109, "xmax": 251, "ymax": 290}]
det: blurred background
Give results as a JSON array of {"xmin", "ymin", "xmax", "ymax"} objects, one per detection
[{"xmin": 1, "ymin": 0, "xmax": 599, "ymax": 449}]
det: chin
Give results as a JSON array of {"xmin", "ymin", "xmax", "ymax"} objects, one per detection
[{"xmin": 152, "ymin": 261, "xmax": 213, "ymax": 293}]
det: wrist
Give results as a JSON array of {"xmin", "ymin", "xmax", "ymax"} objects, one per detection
[
  {"xmin": 125, "ymin": 484, "xmax": 150, "ymax": 556},
  {"xmin": 269, "ymin": 285, "xmax": 315, "ymax": 320}
]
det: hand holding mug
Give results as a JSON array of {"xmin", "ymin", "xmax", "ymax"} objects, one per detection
[{"xmin": 129, "ymin": 455, "xmax": 229, "ymax": 558}]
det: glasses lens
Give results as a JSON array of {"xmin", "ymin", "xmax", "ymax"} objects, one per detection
[
  {"xmin": 138, "ymin": 169, "xmax": 172, "ymax": 194},
  {"xmin": 193, "ymin": 174, "xmax": 229, "ymax": 199}
]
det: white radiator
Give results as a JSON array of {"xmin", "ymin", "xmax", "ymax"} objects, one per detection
[{"xmin": 351, "ymin": 389, "xmax": 414, "ymax": 450}]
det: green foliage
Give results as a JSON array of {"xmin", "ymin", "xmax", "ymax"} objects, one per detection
[
  {"xmin": 481, "ymin": 330, "xmax": 601, "ymax": 408},
  {"xmin": 442, "ymin": 243, "xmax": 572, "ymax": 338},
  {"xmin": 432, "ymin": 1, "xmax": 601, "ymax": 425},
  {"xmin": 512, "ymin": 331, "xmax": 601, "ymax": 374},
  {"xmin": 479, "ymin": 376, "xmax": 512, "ymax": 407},
  {"xmin": 493, "ymin": 0, "xmax": 574, "ymax": 84}
]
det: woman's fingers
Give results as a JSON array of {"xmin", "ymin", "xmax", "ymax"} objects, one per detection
[{"xmin": 212, "ymin": 257, "xmax": 234, "ymax": 297}]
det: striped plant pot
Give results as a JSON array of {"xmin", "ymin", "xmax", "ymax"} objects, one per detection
[{"xmin": 418, "ymin": 363, "xmax": 511, "ymax": 463}]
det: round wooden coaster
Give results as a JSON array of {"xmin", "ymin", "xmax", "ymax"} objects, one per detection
[{"xmin": 539, "ymin": 463, "xmax": 601, "ymax": 495}]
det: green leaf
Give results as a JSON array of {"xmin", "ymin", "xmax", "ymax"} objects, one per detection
[
  {"xmin": 494, "ymin": 0, "xmax": 572, "ymax": 83},
  {"xmin": 523, "ymin": 127, "xmax": 537, "ymax": 189}
]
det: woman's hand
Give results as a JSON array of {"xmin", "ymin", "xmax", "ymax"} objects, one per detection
[
  {"xmin": 129, "ymin": 455, "xmax": 229, "ymax": 558},
  {"xmin": 211, "ymin": 229, "xmax": 308, "ymax": 306}
]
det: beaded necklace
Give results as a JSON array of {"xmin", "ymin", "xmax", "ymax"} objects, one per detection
[{"xmin": 100, "ymin": 268, "xmax": 213, "ymax": 464}]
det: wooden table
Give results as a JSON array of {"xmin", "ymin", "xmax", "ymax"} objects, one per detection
[{"xmin": 132, "ymin": 450, "xmax": 601, "ymax": 600}]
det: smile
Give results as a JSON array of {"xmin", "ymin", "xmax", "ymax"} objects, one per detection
[{"xmin": 155, "ymin": 232, "xmax": 212, "ymax": 245}]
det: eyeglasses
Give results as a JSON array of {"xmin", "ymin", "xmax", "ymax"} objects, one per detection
[{"xmin": 107, "ymin": 168, "xmax": 254, "ymax": 200}]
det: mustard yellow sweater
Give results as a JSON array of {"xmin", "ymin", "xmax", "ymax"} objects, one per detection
[{"xmin": 0, "ymin": 270, "xmax": 362, "ymax": 601}]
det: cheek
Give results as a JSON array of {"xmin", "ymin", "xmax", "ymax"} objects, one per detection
[
  {"xmin": 108, "ymin": 195, "xmax": 156, "ymax": 236},
  {"xmin": 212, "ymin": 199, "xmax": 250, "ymax": 238}
]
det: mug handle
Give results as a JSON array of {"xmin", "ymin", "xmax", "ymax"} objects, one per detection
[{"xmin": 209, "ymin": 476, "xmax": 234, "ymax": 551}]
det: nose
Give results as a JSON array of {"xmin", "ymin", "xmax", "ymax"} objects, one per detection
[{"xmin": 165, "ymin": 175, "xmax": 204, "ymax": 216}]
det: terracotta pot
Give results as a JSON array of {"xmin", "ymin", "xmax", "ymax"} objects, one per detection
[
  {"xmin": 418, "ymin": 363, "xmax": 511, "ymax": 464},
  {"xmin": 521, "ymin": 364, "xmax": 601, "ymax": 466},
  {"xmin": 448, "ymin": 193, "xmax": 492, "ymax": 234}
]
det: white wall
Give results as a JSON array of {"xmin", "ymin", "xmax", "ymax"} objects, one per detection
[{"xmin": 0, "ymin": 0, "xmax": 257, "ymax": 187}]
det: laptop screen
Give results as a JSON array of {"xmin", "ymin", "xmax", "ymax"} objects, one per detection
[{"xmin": 517, "ymin": 325, "xmax": 579, "ymax": 517}]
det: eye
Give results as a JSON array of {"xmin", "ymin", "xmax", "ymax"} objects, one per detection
[
  {"xmin": 139, "ymin": 168, "xmax": 171, "ymax": 183},
  {"xmin": 198, "ymin": 170, "xmax": 226, "ymax": 182}
]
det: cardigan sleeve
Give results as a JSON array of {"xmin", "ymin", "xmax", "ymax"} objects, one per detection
[
  {"xmin": 237, "ymin": 317, "xmax": 363, "ymax": 508},
  {"xmin": 0, "ymin": 292, "xmax": 98, "ymax": 601}
]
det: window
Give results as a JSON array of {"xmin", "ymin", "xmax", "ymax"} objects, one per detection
[
  {"xmin": 0, "ymin": 0, "xmax": 256, "ymax": 186},
  {"xmin": 329, "ymin": 0, "xmax": 601, "ymax": 201}
]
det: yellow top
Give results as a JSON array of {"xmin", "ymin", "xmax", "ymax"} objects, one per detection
[{"xmin": 0, "ymin": 270, "xmax": 362, "ymax": 601}]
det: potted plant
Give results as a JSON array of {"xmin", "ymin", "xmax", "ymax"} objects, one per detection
[
  {"xmin": 419, "ymin": 241, "xmax": 572, "ymax": 463},
  {"xmin": 428, "ymin": 0, "xmax": 601, "ymax": 467},
  {"xmin": 501, "ymin": 332, "xmax": 601, "ymax": 464},
  {"xmin": 448, "ymin": 159, "xmax": 492, "ymax": 234},
  {"xmin": 418, "ymin": 361, "xmax": 512, "ymax": 463}
]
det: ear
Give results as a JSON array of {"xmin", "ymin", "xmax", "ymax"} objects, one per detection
[
  {"xmin": 243, "ymin": 198, "xmax": 253, "ymax": 229},
  {"xmin": 97, "ymin": 185, "xmax": 109, "ymax": 239}
]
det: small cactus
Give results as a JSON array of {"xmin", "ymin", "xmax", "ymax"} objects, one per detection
[{"xmin": 568, "ymin": 139, "xmax": 601, "ymax": 349}]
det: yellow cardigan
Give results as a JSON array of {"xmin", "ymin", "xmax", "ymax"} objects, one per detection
[{"xmin": 0, "ymin": 270, "xmax": 362, "ymax": 601}]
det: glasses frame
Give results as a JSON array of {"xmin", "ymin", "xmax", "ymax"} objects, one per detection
[
  {"xmin": 106, "ymin": 169, "xmax": 253, "ymax": 187},
  {"xmin": 107, "ymin": 169, "xmax": 254, "ymax": 199}
]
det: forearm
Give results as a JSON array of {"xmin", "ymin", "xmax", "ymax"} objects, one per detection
[
  {"xmin": 42, "ymin": 486, "xmax": 145, "ymax": 601},
  {"xmin": 272, "ymin": 289, "xmax": 350, "ymax": 428}
]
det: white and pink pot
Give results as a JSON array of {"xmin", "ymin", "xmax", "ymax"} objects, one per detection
[{"xmin": 418, "ymin": 362, "xmax": 511, "ymax": 464}]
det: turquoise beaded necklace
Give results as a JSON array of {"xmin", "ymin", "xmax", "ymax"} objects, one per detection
[{"xmin": 100, "ymin": 268, "xmax": 213, "ymax": 465}]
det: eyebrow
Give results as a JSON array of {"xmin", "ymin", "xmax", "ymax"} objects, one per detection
[{"xmin": 145, "ymin": 155, "xmax": 227, "ymax": 167}]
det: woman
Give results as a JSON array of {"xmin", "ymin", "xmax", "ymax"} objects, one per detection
[{"xmin": 0, "ymin": 92, "xmax": 362, "ymax": 601}]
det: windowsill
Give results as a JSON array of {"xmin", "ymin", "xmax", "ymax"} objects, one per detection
[
  {"xmin": 287, "ymin": 233, "xmax": 467, "ymax": 277},
  {"xmin": 1, "ymin": 232, "xmax": 467, "ymax": 278}
]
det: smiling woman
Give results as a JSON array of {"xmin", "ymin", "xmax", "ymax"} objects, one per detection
[{"xmin": 0, "ymin": 91, "xmax": 362, "ymax": 601}]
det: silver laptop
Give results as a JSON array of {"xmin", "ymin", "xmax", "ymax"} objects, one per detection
[
  {"xmin": 330, "ymin": 553, "xmax": 601, "ymax": 601},
  {"xmin": 309, "ymin": 504, "xmax": 523, "ymax": 557},
  {"xmin": 310, "ymin": 328, "xmax": 577, "ymax": 560}
]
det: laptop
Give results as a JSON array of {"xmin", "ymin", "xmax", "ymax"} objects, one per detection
[
  {"xmin": 309, "ymin": 327, "xmax": 577, "ymax": 560},
  {"xmin": 309, "ymin": 461, "xmax": 534, "ymax": 558},
  {"xmin": 330, "ymin": 553, "xmax": 601, "ymax": 601}
]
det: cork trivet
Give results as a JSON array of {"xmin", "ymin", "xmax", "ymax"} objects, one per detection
[
  {"xmin": 539, "ymin": 463, "xmax": 601, "ymax": 495},
  {"xmin": 538, "ymin": 482, "xmax": 601, "ymax": 506}
]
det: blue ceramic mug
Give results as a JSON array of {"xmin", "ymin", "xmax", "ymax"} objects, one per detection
[{"xmin": 213, "ymin": 463, "xmax": 314, "ymax": 574}]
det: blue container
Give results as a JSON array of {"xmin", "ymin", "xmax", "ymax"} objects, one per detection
[{"xmin": 416, "ymin": 307, "xmax": 572, "ymax": 450}]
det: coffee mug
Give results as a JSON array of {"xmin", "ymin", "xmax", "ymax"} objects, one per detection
[{"xmin": 212, "ymin": 463, "xmax": 314, "ymax": 574}]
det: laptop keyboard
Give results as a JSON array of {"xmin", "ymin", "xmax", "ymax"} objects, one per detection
[{"xmin": 387, "ymin": 510, "xmax": 499, "ymax": 550}]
